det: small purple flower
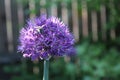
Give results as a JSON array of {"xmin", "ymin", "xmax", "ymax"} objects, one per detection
[{"xmin": 18, "ymin": 15, "xmax": 75, "ymax": 60}]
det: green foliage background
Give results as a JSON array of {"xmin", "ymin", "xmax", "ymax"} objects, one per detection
[{"xmin": 3, "ymin": 0, "xmax": 120, "ymax": 80}]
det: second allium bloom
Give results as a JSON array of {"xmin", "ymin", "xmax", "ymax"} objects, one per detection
[{"xmin": 18, "ymin": 15, "xmax": 75, "ymax": 60}]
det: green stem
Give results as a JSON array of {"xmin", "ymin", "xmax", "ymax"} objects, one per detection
[{"xmin": 43, "ymin": 60, "xmax": 49, "ymax": 80}]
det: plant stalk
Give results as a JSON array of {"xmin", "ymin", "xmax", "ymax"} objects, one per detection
[{"xmin": 43, "ymin": 60, "xmax": 49, "ymax": 80}]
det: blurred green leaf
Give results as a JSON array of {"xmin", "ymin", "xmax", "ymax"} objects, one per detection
[
  {"xmin": 65, "ymin": 63, "xmax": 76, "ymax": 75},
  {"xmin": 76, "ymin": 42, "xmax": 89, "ymax": 56}
]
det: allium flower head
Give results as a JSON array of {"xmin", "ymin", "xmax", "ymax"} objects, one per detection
[{"xmin": 18, "ymin": 15, "xmax": 75, "ymax": 60}]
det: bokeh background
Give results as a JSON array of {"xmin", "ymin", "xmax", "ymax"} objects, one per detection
[{"xmin": 0, "ymin": 0, "xmax": 120, "ymax": 80}]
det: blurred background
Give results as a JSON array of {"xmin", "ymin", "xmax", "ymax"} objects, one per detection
[{"xmin": 0, "ymin": 0, "xmax": 120, "ymax": 80}]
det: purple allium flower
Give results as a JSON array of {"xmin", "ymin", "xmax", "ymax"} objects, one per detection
[{"xmin": 18, "ymin": 15, "xmax": 75, "ymax": 60}]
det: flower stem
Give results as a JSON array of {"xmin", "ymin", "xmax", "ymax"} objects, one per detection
[{"xmin": 43, "ymin": 60, "xmax": 49, "ymax": 80}]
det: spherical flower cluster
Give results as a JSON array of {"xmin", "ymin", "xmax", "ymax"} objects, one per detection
[{"xmin": 18, "ymin": 15, "xmax": 75, "ymax": 60}]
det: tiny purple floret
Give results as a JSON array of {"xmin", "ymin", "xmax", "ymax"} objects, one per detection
[{"xmin": 18, "ymin": 15, "xmax": 75, "ymax": 60}]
